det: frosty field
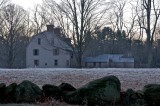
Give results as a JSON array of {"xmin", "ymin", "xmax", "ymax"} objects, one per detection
[{"xmin": 0, "ymin": 68, "xmax": 160, "ymax": 91}]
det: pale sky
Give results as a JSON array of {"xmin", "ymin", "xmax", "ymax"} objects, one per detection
[{"xmin": 11, "ymin": 0, "xmax": 42, "ymax": 10}]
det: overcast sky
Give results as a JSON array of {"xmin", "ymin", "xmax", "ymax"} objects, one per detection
[{"xmin": 11, "ymin": 0, "xmax": 42, "ymax": 9}]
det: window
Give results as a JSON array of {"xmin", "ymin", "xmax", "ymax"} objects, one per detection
[
  {"xmin": 45, "ymin": 63, "xmax": 47, "ymax": 66},
  {"xmin": 53, "ymin": 48, "xmax": 59, "ymax": 55},
  {"xmin": 33, "ymin": 49, "xmax": 39, "ymax": 56},
  {"xmin": 38, "ymin": 38, "xmax": 41, "ymax": 45},
  {"xmin": 66, "ymin": 60, "xmax": 69, "ymax": 66},
  {"xmin": 34, "ymin": 60, "xmax": 39, "ymax": 67},
  {"xmin": 85, "ymin": 62, "xmax": 88, "ymax": 67},
  {"xmin": 71, "ymin": 53, "xmax": 73, "ymax": 58},
  {"xmin": 109, "ymin": 59, "xmax": 112, "ymax": 63},
  {"xmin": 93, "ymin": 62, "xmax": 96, "ymax": 67},
  {"xmin": 99, "ymin": 62, "xmax": 101, "ymax": 68},
  {"xmin": 54, "ymin": 60, "xmax": 58, "ymax": 66}
]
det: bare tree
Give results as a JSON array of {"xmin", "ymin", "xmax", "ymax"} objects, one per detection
[
  {"xmin": 0, "ymin": 0, "xmax": 8, "ymax": 9},
  {"xmin": 114, "ymin": 0, "xmax": 126, "ymax": 31},
  {"xmin": 142, "ymin": 0, "xmax": 160, "ymax": 45},
  {"xmin": 107, "ymin": 0, "xmax": 128, "ymax": 54},
  {"xmin": 136, "ymin": 0, "xmax": 160, "ymax": 67},
  {"xmin": 0, "ymin": 4, "xmax": 30, "ymax": 68},
  {"xmin": 44, "ymin": 0, "xmax": 111, "ymax": 67},
  {"xmin": 32, "ymin": 5, "xmax": 47, "ymax": 35},
  {"xmin": 124, "ymin": 1, "xmax": 138, "ymax": 49}
]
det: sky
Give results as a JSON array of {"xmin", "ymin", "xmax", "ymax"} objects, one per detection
[{"xmin": 11, "ymin": 0, "xmax": 42, "ymax": 10}]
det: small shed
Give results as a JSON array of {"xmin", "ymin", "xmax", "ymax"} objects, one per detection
[{"xmin": 83, "ymin": 54, "xmax": 134, "ymax": 68}]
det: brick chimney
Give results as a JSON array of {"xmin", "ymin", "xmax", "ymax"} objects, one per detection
[{"xmin": 46, "ymin": 25, "xmax": 54, "ymax": 32}]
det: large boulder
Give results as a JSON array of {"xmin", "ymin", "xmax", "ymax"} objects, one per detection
[
  {"xmin": 5, "ymin": 83, "xmax": 17, "ymax": 102},
  {"xmin": 42, "ymin": 84, "xmax": 61, "ymax": 100},
  {"xmin": 63, "ymin": 75, "xmax": 121, "ymax": 105},
  {"xmin": 59, "ymin": 83, "xmax": 76, "ymax": 93},
  {"xmin": 0, "ymin": 83, "xmax": 6, "ymax": 102},
  {"xmin": 143, "ymin": 84, "xmax": 160, "ymax": 105},
  {"xmin": 14, "ymin": 80, "xmax": 42, "ymax": 103},
  {"xmin": 122, "ymin": 89, "xmax": 147, "ymax": 106}
]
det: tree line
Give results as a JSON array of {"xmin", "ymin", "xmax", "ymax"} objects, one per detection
[{"xmin": 0, "ymin": 0, "xmax": 160, "ymax": 68}]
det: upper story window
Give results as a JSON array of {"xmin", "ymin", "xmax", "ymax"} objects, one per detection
[
  {"xmin": 33, "ymin": 49, "xmax": 39, "ymax": 56},
  {"xmin": 38, "ymin": 38, "xmax": 41, "ymax": 45},
  {"xmin": 71, "ymin": 53, "xmax": 73, "ymax": 58},
  {"xmin": 53, "ymin": 48, "xmax": 59, "ymax": 55}
]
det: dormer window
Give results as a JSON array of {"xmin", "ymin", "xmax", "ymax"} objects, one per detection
[{"xmin": 38, "ymin": 38, "xmax": 41, "ymax": 45}]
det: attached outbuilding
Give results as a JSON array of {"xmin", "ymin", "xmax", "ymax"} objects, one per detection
[{"xmin": 83, "ymin": 54, "xmax": 134, "ymax": 68}]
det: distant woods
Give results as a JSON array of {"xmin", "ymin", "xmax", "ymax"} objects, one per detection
[{"xmin": 0, "ymin": 0, "xmax": 160, "ymax": 68}]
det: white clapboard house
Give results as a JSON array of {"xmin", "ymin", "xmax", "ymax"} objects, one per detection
[{"xmin": 26, "ymin": 25, "xmax": 73, "ymax": 68}]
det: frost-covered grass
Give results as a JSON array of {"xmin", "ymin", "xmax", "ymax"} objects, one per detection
[{"xmin": 0, "ymin": 68, "xmax": 160, "ymax": 91}]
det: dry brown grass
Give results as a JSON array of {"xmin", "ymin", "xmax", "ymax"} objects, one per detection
[{"xmin": 0, "ymin": 68, "xmax": 160, "ymax": 105}]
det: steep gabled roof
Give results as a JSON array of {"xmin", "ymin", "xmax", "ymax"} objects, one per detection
[{"xmin": 27, "ymin": 30, "xmax": 72, "ymax": 51}]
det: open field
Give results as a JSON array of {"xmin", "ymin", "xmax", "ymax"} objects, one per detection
[{"xmin": 0, "ymin": 68, "xmax": 160, "ymax": 91}]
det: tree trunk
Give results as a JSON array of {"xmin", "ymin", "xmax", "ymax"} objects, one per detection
[{"xmin": 78, "ymin": 53, "xmax": 82, "ymax": 68}]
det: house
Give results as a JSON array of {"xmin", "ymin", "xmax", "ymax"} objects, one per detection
[
  {"xmin": 83, "ymin": 54, "xmax": 134, "ymax": 68},
  {"xmin": 26, "ymin": 25, "xmax": 73, "ymax": 68}
]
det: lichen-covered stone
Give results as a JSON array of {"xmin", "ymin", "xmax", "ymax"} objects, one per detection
[
  {"xmin": 14, "ymin": 80, "xmax": 42, "ymax": 103},
  {"xmin": 143, "ymin": 84, "xmax": 160, "ymax": 105},
  {"xmin": 0, "ymin": 83, "xmax": 6, "ymax": 102},
  {"xmin": 63, "ymin": 75, "xmax": 121, "ymax": 105},
  {"xmin": 122, "ymin": 89, "xmax": 147, "ymax": 106},
  {"xmin": 59, "ymin": 83, "xmax": 76, "ymax": 93},
  {"xmin": 5, "ymin": 83, "xmax": 17, "ymax": 102},
  {"xmin": 42, "ymin": 84, "xmax": 61, "ymax": 100}
]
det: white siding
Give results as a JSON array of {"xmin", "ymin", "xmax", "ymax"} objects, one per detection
[{"xmin": 26, "ymin": 31, "xmax": 71, "ymax": 68}]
